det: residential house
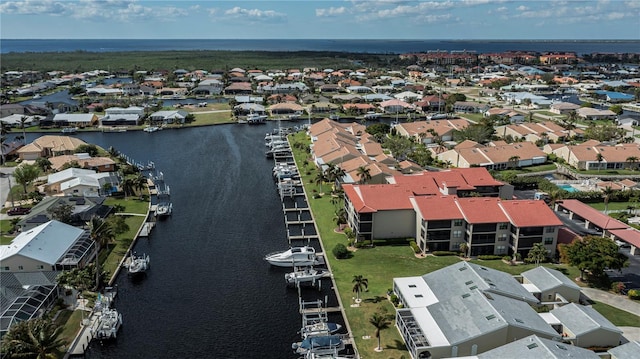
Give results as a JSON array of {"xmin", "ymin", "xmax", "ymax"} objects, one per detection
[
  {"xmin": 453, "ymin": 101, "xmax": 489, "ymax": 113},
  {"xmin": 520, "ymin": 266, "xmax": 582, "ymax": 304},
  {"xmin": 0, "ymin": 220, "xmax": 95, "ymax": 272},
  {"xmin": 379, "ymin": 99, "xmax": 415, "ymax": 114},
  {"xmin": 0, "ymin": 114, "xmax": 41, "ymax": 128},
  {"xmin": 393, "ymin": 262, "xmax": 559, "ymax": 359},
  {"xmin": 544, "ymin": 142, "xmax": 640, "ymax": 171},
  {"xmin": 438, "ymin": 141, "xmax": 547, "ymax": 169},
  {"xmin": 608, "ymin": 340, "xmax": 640, "ymax": 359},
  {"xmin": 576, "ymin": 107, "xmax": 616, "ymax": 120},
  {"xmin": 223, "ymin": 82, "xmax": 252, "ymax": 95},
  {"xmin": 18, "ymin": 196, "xmax": 112, "ymax": 231},
  {"xmin": 549, "ymin": 102, "xmax": 581, "ymax": 115},
  {"xmin": 17, "ymin": 135, "xmax": 87, "ymax": 160},
  {"xmin": 495, "ymin": 121, "xmax": 580, "ymax": 143},
  {"xmin": 468, "ymin": 335, "xmax": 600, "ymax": 359},
  {"xmin": 547, "ymin": 303, "xmax": 622, "ymax": 348},
  {"xmin": 101, "ymin": 106, "xmax": 144, "ymax": 126},
  {"xmin": 393, "ymin": 119, "xmax": 470, "ymax": 143},
  {"xmin": 48, "ymin": 153, "xmax": 116, "ymax": 172},
  {"xmin": 149, "ymin": 110, "xmax": 188, "ymax": 124},
  {"xmin": 268, "ymin": 102, "xmax": 304, "ymax": 115},
  {"xmin": 52, "ymin": 113, "xmax": 98, "ymax": 128}
]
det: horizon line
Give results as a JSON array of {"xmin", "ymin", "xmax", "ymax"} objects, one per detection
[{"xmin": 3, "ymin": 38, "xmax": 639, "ymax": 42}]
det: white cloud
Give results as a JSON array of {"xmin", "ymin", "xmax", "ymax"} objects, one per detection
[
  {"xmin": 224, "ymin": 6, "xmax": 286, "ymax": 21},
  {"xmin": 315, "ymin": 6, "xmax": 347, "ymax": 17},
  {"xmin": 516, "ymin": 5, "xmax": 528, "ymax": 11}
]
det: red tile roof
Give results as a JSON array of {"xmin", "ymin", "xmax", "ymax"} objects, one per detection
[
  {"xmin": 499, "ymin": 200, "xmax": 563, "ymax": 227},
  {"xmin": 608, "ymin": 228, "xmax": 640, "ymax": 248},
  {"xmin": 343, "ymin": 184, "xmax": 415, "ymax": 213},
  {"xmin": 457, "ymin": 197, "xmax": 509, "ymax": 224},
  {"xmin": 413, "ymin": 196, "xmax": 463, "ymax": 220}
]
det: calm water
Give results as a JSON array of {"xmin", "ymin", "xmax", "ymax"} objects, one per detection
[
  {"xmin": 3, "ymin": 39, "xmax": 639, "ymax": 55},
  {"xmin": 24, "ymin": 125, "xmax": 322, "ymax": 358}
]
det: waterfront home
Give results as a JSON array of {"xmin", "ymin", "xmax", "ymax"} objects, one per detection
[
  {"xmin": 393, "ymin": 119, "xmax": 470, "ymax": 144},
  {"xmin": 149, "ymin": 110, "xmax": 188, "ymax": 124},
  {"xmin": 414, "ymin": 95, "xmax": 446, "ymax": 112},
  {"xmin": 0, "ymin": 113, "xmax": 41, "ymax": 128},
  {"xmin": 549, "ymin": 101, "xmax": 581, "ymax": 115},
  {"xmin": 576, "ymin": 107, "xmax": 617, "ymax": 120},
  {"xmin": 379, "ymin": 99, "xmax": 415, "ymax": 114},
  {"xmin": 342, "ymin": 103, "xmax": 376, "ymax": 114},
  {"xmin": 101, "ymin": 106, "xmax": 145, "ymax": 126},
  {"xmin": 495, "ymin": 120, "xmax": 580, "ymax": 143},
  {"xmin": 18, "ymin": 196, "xmax": 112, "ymax": 231},
  {"xmin": 223, "ymin": 82, "xmax": 252, "ymax": 95},
  {"xmin": 45, "ymin": 167, "xmax": 118, "ymax": 195},
  {"xmin": 52, "ymin": 113, "xmax": 98, "ymax": 128},
  {"xmin": 393, "ymin": 262, "xmax": 559, "ymax": 359},
  {"xmin": 17, "ymin": 135, "xmax": 87, "ymax": 160},
  {"xmin": 48, "ymin": 153, "xmax": 116, "ymax": 172},
  {"xmin": 0, "ymin": 271, "xmax": 60, "ymax": 337},
  {"xmin": 268, "ymin": 102, "xmax": 304, "ymax": 115},
  {"xmin": 234, "ymin": 103, "xmax": 266, "ymax": 116},
  {"xmin": 468, "ymin": 335, "xmax": 600, "ymax": 359},
  {"xmin": 0, "ymin": 220, "xmax": 95, "ymax": 272}
]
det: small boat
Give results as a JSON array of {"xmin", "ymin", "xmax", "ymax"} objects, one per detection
[
  {"xmin": 61, "ymin": 127, "xmax": 78, "ymax": 134},
  {"xmin": 247, "ymin": 113, "xmax": 267, "ymax": 124},
  {"xmin": 143, "ymin": 126, "xmax": 160, "ymax": 133},
  {"xmin": 285, "ymin": 267, "xmax": 327, "ymax": 286},
  {"xmin": 33, "ymin": 94, "xmax": 41, "ymax": 99},
  {"xmin": 127, "ymin": 252, "xmax": 149, "ymax": 276},
  {"xmin": 156, "ymin": 202, "xmax": 173, "ymax": 217},
  {"xmin": 300, "ymin": 321, "xmax": 342, "ymax": 338},
  {"xmin": 95, "ymin": 308, "xmax": 122, "ymax": 340},
  {"xmin": 264, "ymin": 246, "xmax": 321, "ymax": 267},
  {"xmin": 292, "ymin": 335, "xmax": 344, "ymax": 355}
]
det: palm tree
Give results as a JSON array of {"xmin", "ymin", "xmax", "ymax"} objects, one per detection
[
  {"xmin": 369, "ymin": 312, "xmax": 392, "ymax": 352},
  {"xmin": 134, "ymin": 173, "xmax": 147, "ymax": 195},
  {"xmin": 508, "ymin": 155, "xmax": 520, "ymax": 170},
  {"xmin": 356, "ymin": 166, "xmax": 371, "ymax": 184},
  {"xmin": 314, "ymin": 170, "xmax": 326, "ymax": 193},
  {"xmin": 1, "ymin": 121, "xmax": 12, "ymax": 165},
  {"xmin": 595, "ymin": 153, "xmax": 604, "ymax": 172},
  {"xmin": 352, "ymin": 274, "xmax": 368, "ymax": 303},
  {"xmin": 459, "ymin": 242, "xmax": 469, "ymax": 257},
  {"xmin": 87, "ymin": 216, "xmax": 115, "ymax": 289},
  {"xmin": 626, "ymin": 156, "xmax": 639, "ymax": 171},
  {"xmin": 602, "ymin": 186, "xmax": 614, "ymax": 214},
  {"xmin": 13, "ymin": 164, "xmax": 40, "ymax": 194},
  {"xmin": 526, "ymin": 243, "xmax": 549, "ymax": 266},
  {"xmin": 121, "ymin": 177, "xmax": 135, "ymax": 198},
  {"xmin": 562, "ymin": 111, "xmax": 578, "ymax": 141},
  {"xmin": 1, "ymin": 318, "xmax": 66, "ymax": 358},
  {"xmin": 19, "ymin": 116, "xmax": 29, "ymax": 145}
]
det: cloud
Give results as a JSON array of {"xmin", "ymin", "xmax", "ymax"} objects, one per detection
[
  {"xmin": 0, "ymin": 0, "xmax": 188, "ymax": 21},
  {"xmin": 224, "ymin": 6, "xmax": 286, "ymax": 22},
  {"xmin": 315, "ymin": 6, "xmax": 347, "ymax": 17}
]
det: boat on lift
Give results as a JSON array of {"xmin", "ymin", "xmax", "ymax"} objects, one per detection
[{"xmin": 264, "ymin": 246, "xmax": 321, "ymax": 267}]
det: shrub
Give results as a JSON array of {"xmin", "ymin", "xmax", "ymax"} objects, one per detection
[
  {"xmin": 611, "ymin": 281, "xmax": 626, "ymax": 294},
  {"xmin": 502, "ymin": 256, "xmax": 512, "ymax": 262},
  {"xmin": 628, "ymin": 289, "xmax": 640, "ymax": 300},
  {"xmin": 354, "ymin": 241, "xmax": 366, "ymax": 248},
  {"xmin": 432, "ymin": 251, "xmax": 458, "ymax": 256},
  {"xmin": 478, "ymin": 255, "xmax": 504, "ymax": 260},
  {"xmin": 332, "ymin": 243, "xmax": 349, "ymax": 259},
  {"xmin": 409, "ymin": 240, "xmax": 421, "ymax": 254},
  {"xmin": 389, "ymin": 294, "xmax": 399, "ymax": 306}
]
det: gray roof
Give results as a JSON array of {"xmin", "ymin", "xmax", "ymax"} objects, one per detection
[
  {"xmin": 0, "ymin": 271, "xmax": 59, "ymax": 311},
  {"xmin": 550, "ymin": 303, "xmax": 622, "ymax": 336},
  {"xmin": 477, "ymin": 335, "xmax": 600, "ymax": 358},
  {"xmin": 521, "ymin": 266, "xmax": 580, "ymax": 293},
  {"xmin": 608, "ymin": 340, "xmax": 640, "ymax": 359},
  {"xmin": 421, "ymin": 261, "xmax": 539, "ymax": 304},
  {"xmin": 428, "ymin": 290, "xmax": 557, "ymax": 346}
]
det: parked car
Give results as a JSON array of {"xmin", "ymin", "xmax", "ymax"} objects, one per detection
[{"xmin": 7, "ymin": 207, "xmax": 31, "ymax": 216}]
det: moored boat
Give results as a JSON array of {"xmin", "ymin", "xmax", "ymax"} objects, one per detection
[
  {"xmin": 300, "ymin": 321, "xmax": 342, "ymax": 338},
  {"xmin": 264, "ymin": 246, "xmax": 320, "ymax": 267},
  {"xmin": 95, "ymin": 308, "xmax": 123, "ymax": 340},
  {"xmin": 285, "ymin": 267, "xmax": 327, "ymax": 286},
  {"xmin": 127, "ymin": 252, "xmax": 150, "ymax": 276},
  {"xmin": 156, "ymin": 202, "xmax": 173, "ymax": 217},
  {"xmin": 292, "ymin": 335, "xmax": 345, "ymax": 355},
  {"xmin": 61, "ymin": 127, "xmax": 78, "ymax": 134}
]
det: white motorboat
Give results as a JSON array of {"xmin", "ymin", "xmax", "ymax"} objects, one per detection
[
  {"xmin": 61, "ymin": 127, "xmax": 78, "ymax": 134},
  {"xmin": 95, "ymin": 308, "xmax": 122, "ymax": 340},
  {"xmin": 264, "ymin": 246, "xmax": 321, "ymax": 267},
  {"xmin": 300, "ymin": 321, "xmax": 342, "ymax": 338},
  {"xmin": 156, "ymin": 202, "xmax": 173, "ymax": 217},
  {"xmin": 247, "ymin": 113, "xmax": 267, "ymax": 124},
  {"xmin": 285, "ymin": 267, "xmax": 327, "ymax": 286},
  {"xmin": 292, "ymin": 335, "xmax": 345, "ymax": 355},
  {"xmin": 143, "ymin": 126, "xmax": 160, "ymax": 133},
  {"xmin": 127, "ymin": 252, "xmax": 149, "ymax": 276}
]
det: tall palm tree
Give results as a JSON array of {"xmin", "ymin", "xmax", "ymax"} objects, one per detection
[
  {"xmin": 1, "ymin": 121, "xmax": 12, "ymax": 165},
  {"xmin": 19, "ymin": 116, "xmax": 29, "ymax": 145},
  {"xmin": 562, "ymin": 111, "xmax": 578, "ymax": 141},
  {"xmin": 134, "ymin": 173, "xmax": 147, "ymax": 195},
  {"xmin": 595, "ymin": 153, "xmax": 604, "ymax": 172},
  {"xmin": 314, "ymin": 170, "xmax": 326, "ymax": 193},
  {"xmin": 87, "ymin": 216, "xmax": 115, "ymax": 289},
  {"xmin": 626, "ymin": 156, "xmax": 639, "ymax": 170},
  {"xmin": 369, "ymin": 312, "xmax": 392, "ymax": 352},
  {"xmin": 1, "ymin": 318, "xmax": 66, "ymax": 359},
  {"xmin": 508, "ymin": 155, "xmax": 520, "ymax": 169},
  {"xmin": 352, "ymin": 274, "xmax": 368, "ymax": 303},
  {"xmin": 356, "ymin": 166, "xmax": 371, "ymax": 184},
  {"xmin": 602, "ymin": 186, "xmax": 614, "ymax": 214}
]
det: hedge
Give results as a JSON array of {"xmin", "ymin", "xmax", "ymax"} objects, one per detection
[{"xmin": 432, "ymin": 251, "xmax": 459, "ymax": 256}]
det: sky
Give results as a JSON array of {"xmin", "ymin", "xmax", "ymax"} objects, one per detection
[{"xmin": 0, "ymin": 0, "xmax": 639, "ymax": 40}]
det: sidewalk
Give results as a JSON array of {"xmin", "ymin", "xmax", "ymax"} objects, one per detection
[{"xmin": 581, "ymin": 287, "xmax": 640, "ymax": 317}]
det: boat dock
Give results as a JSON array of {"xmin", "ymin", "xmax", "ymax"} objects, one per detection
[{"xmin": 267, "ymin": 129, "xmax": 358, "ymax": 358}]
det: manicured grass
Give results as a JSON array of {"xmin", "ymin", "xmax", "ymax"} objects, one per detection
[
  {"xmin": 0, "ymin": 219, "xmax": 18, "ymax": 244},
  {"xmin": 591, "ymin": 301, "xmax": 640, "ymax": 327},
  {"xmin": 105, "ymin": 197, "xmax": 149, "ymax": 214},
  {"xmin": 58, "ymin": 309, "xmax": 83, "ymax": 349},
  {"xmin": 102, "ymin": 215, "xmax": 145, "ymax": 279},
  {"xmin": 192, "ymin": 111, "xmax": 235, "ymax": 125},
  {"xmin": 589, "ymin": 201, "xmax": 638, "ymax": 212}
]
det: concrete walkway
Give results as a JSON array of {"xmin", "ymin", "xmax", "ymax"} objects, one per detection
[{"xmin": 581, "ymin": 287, "xmax": 640, "ymax": 317}]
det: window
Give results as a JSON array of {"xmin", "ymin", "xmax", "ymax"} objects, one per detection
[
  {"xmin": 498, "ymin": 234, "xmax": 508, "ymax": 241},
  {"xmin": 453, "ymin": 230, "xmax": 463, "ymax": 238},
  {"xmin": 546, "ymin": 227, "xmax": 555, "ymax": 233},
  {"xmin": 18, "ymin": 266, "xmax": 24, "ymax": 270},
  {"xmin": 544, "ymin": 237, "xmax": 553, "ymax": 245},
  {"xmin": 453, "ymin": 219, "xmax": 463, "ymax": 226},
  {"xmin": 3, "ymin": 266, "xmax": 9, "ymax": 271},
  {"xmin": 38, "ymin": 265, "xmax": 44, "ymax": 269},
  {"xmin": 499, "ymin": 223, "xmax": 508, "ymax": 230}
]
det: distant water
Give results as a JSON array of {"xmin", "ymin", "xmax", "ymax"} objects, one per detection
[{"xmin": 2, "ymin": 39, "xmax": 639, "ymax": 55}]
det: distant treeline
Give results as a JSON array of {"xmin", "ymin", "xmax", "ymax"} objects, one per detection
[{"xmin": 0, "ymin": 50, "xmax": 399, "ymax": 73}]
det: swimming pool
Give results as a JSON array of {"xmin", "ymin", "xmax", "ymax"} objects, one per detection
[{"xmin": 557, "ymin": 184, "xmax": 579, "ymax": 193}]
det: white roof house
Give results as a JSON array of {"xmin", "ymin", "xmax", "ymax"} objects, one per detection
[
  {"xmin": 462, "ymin": 334, "xmax": 601, "ymax": 359},
  {"xmin": 48, "ymin": 168, "xmax": 96, "ymax": 186},
  {"xmin": 521, "ymin": 266, "xmax": 581, "ymax": 303},
  {"xmin": 549, "ymin": 303, "xmax": 622, "ymax": 348},
  {"xmin": 608, "ymin": 340, "xmax": 640, "ymax": 359},
  {"xmin": 0, "ymin": 220, "xmax": 90, "ymax": 272},
  {"xmin": 60, "ymin": 172, "xmax": 115, "ymax": 197}
]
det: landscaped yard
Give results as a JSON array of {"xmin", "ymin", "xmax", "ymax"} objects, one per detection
[
  {"xmin": 591, "ymin": 301, "xmax": 640, "ymax": 327},
  {"xmin": 288, "ymin": 130, "xmax": 640, "ymax": 358}
]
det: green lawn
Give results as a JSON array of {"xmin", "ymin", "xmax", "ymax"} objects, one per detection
[
  {"xmin": 192, "ymin": 111, "xmax": 235, "ymax": 125},
  {"xmin": 589, "ymin": 201, "xmax": 638, "ymax": 212},
  {"xmin": 0, "ymin": 219, "xmax": 18, "ymax": 244},
  {"xmin": 56, "ymin": 309, "xmax": 83, "ymax": 349},
  {"xmin": 591, "ymin": 301, "xmax": 640, "ymax": 327}
]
